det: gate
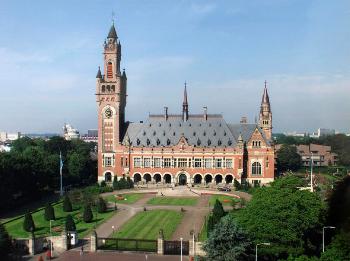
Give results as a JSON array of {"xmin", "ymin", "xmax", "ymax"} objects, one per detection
[
  {"xmin": 98, "ymin": 238, "xmax": 157, "ymax": 252},
  {"xmin": 164, "ymin": 240, "xmax": 189, "ymax": 255}
]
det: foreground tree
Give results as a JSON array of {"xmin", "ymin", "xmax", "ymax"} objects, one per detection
[
  {"xmin": 65, "ymin": 214, "xmax": 76, "ymax": 231},
  {"xmin": 212, "ymin": 199, "xmax": 225, "ymax": 224},
  {"xmin": 320, "ymin": 231, "xmax": 350, "ymax": 261},
  {"xmin": 277, "ymin": 144, "xmax": 302, "ymax": 172},
  {"xmin": 97, "ymin": 197, "xmax": 107, "ymax": 213},
  {"xmin": 236, "ymin": 176, "xmax": 326, "ymax": 259},
  {"xmin": 204, "ymin": 215, "xmax": 252, "ymax": 261},
  {"xmin": 23, "ymin": 212, "xmax": 35, "ymax": 232},
  {"xmin": 83, "ymin": 204, "xmax": 93, "ymax": 223},
  {"xmin": 44, "ymin": 203, "xmax": 55, "ymax": 221},
  {"xmin": 0, "ymin": 223, "xmax": 11, "ymax": 257},
  {"xmin": 63, "ymin": 195, "xmax": 72, "ymax": 212}
]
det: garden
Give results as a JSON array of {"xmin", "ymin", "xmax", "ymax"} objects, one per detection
[{"xmin": 146, "ymin": 196, "xmax": 198, "ymax": 206}]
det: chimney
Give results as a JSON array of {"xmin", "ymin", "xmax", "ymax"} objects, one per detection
[
  {"xmin": 164, "ymin": 107, "xmax": 168, "ymax": 121},
  {"xmin": 203, "ymin": 106, "xmax": 208, "ymax": 121},
  {"xmin": 240, "ymin": 116, "xmax": 247, "ymax": 124}
]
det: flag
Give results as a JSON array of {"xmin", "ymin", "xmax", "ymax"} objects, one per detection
[{"xmin": 59, "ymin": 151, "xmax": 63, "ymax": 175}]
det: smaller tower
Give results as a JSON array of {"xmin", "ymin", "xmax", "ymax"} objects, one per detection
[
  {"xmin": 182, "ymin": 82, "xmax": 189, "ymax": 121},
  {"xmin": 259, "ymin": 81, "xmax": 272, "ymax": 140}
]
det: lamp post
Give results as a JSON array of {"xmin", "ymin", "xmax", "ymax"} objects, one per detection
[
  {"xmin": 180, "ymin": 237, "xmax": 183, "ymax": 261},
  {"xmin": 256, "ymin": 242, "xmax": 271, "ymax": 261},
  {"xmin": 50, "ymin": 220, "xmax": 54, "ymax": 258},
  {"xmin": 310, "ymin": 152, "xmax": 314, "ymax": 192},
  {"xmin": 323, "ymin": 226, "xmax": 335, "ymax": 252},
  {"xmin": 112, "ymin": 225, "xmax": 115, "ymax": 235}
]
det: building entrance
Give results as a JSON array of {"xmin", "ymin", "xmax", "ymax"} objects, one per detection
[{"xmin": 178, "ymin": 173, "xmax": 187, "ymax": 186}]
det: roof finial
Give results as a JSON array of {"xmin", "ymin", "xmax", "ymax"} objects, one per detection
[
  {"xmin": 264, "ymin": 80, "xmax": 267, "ymax": 89},
  {"xmin": 111, "ymin": 11, "xmax": 115, "ymax": 25}
]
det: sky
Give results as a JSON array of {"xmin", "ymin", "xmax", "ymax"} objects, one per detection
[{"xmin": 0, "ymin": 0, "xmax": 349, "ymax": 134}]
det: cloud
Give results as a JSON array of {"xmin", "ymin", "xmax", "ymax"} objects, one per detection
[{"xmin": 190, "ymin": 3, "xmax": 216, "ymax": 15}]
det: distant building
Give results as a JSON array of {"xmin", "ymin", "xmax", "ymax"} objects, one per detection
[
  {"xmin": 0, "ymin": 131, "xmax": 21, "ymax": 142},
  {"xmin": 276, "ymin": 144, "xmax": 338, "ymax": 167},
  {"xmin": 81, "ymin": 129, "xmax": 98, "ymax": 143},
  {"xmin": 0, "ymin": 142, "xmax": 11, "ymax": 152},
  {"xmin": 284, "ymin": 131, "xmax": 307, "ymax": 137},
  {"xmin": 317, "ymin": 128, "xmax": 335, "ymax": 137},
  {"xmin": 63, "ymin": 124, "xmax": 80, "ymax": 140}
]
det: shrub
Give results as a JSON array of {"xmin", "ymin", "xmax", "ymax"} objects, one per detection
[
  {"xmin": 65, "ymin": 214, "xmax": 76, "ymax": 231},
  {"xmin": 127, "ymin": 177, "xmax": 134, "ymax": 189},
  {"xmin": 0, "ymin": 222, "xmax": 11, "ymax": 256},
  {"xmin": 234, "ymin": 179, "xmax": 241, "ymax": 190},
  {"xmin": 100, "ymin": 181, "xmax": 106, "ymax": 187},
  {"xmin": 83, "ymin": 204, "xmax": 93, "ymax": 223},
  {"xmin": 44, "ymin": 203, "xmax": 55, "ymax": 221},
  {"xmin": 63, "ymin": 195, "xmax": 72, "ymax": 212},
  {"xmin": 97, "ymin": 197, "xmax": 107, "ymax": 213},
  {"xmin": 23, "ymin": 212, "xmax": 35, "ymax": 232},
  {"xmin": 212, "ymin": 199, "xmax": 226, "ymax": 224}
]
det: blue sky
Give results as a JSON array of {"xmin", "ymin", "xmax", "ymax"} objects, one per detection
[{"xmin": 0, "ymin": 0, "xmax": 349, "ymax": 134}]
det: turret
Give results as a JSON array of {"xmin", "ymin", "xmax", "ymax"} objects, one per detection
[
  {"xmin": 182, "ymin": 82, "xmax": 189, "ymax": 121},
  {"xmin": 259, "ymin": 81, "xmax": 272, "ymax": 140}
]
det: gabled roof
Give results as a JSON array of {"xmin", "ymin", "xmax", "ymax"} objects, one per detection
[{"xmin": 122, "ymin": 115, "xmax": 271, "ymax": 148}]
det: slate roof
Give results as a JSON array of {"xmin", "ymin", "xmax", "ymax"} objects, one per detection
[
  {"xmin": 122, "ymin": 114, "xmax": 270, "ymax": 148},
  {"xmin": 107, "ymin": 24, "xmax": 117, "ymax": 39}
]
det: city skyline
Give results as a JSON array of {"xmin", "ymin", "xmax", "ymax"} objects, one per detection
[{"xmin": 0, "ymin": 0, "xmax": 349, "ymax": 133}]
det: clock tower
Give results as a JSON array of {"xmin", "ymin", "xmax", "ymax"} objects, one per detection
[{"xmin": 96, "ymin": 22, "xmax": 127, "ymax": 182}]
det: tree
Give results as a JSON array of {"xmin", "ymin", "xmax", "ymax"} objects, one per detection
[
  {"xmin": 65, "ymin": 214, "xmax": 76, "ymax": 231},
  {"xmin": 113, "ymin": 178, "xmax": 121, "ymax": 190},
  {"xmin": 277, "ymin": 144, "xmax": 302, "ymax": 172},
  {"xmin": 203, "ymin": 215, "xmax": 252, "ymax": 261},
  {"xmin": 212, "ymin": 199, "xmax": 225, "ymax": 224},
  {"xmin": 320, "ymin": 231, "xmax": 350, "ymax": 261},
  {"xmin": 0, "ymin": 222, "xmax": 11, "ymax": 257},
  {"xmin": 236, "ymin": 176, "xmax": 326, "ymax": 259},
  {"xmin": 44, "ymin": 203, "xmax": 55, "ymax": 221},
  {"xmin": 63, "ymin": 195, "xmax": 73, "ymax": 212},
  {"xmin": 97, "ymin": 197, "xmax": 107, "ymax": 213},
  {"xmin": 23, "ymin": 212, "xmax": 35, "ymax": 232},
  {"xmin": 234, "ymin": 179, "xmax": 241, "ymax": 190},
  {"xmin": 83, "ymin": 204, "xmax": 93, "ymax": 223}
]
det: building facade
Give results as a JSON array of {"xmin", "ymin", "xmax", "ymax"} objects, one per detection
[{"xmin": 95, "ymin": 24, "xmax": 275, "ymax": 185}]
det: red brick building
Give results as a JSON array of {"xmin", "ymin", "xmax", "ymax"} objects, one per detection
[{"xmin": 95, "ymin": 24, "xmax": 275, "ymax": 185}]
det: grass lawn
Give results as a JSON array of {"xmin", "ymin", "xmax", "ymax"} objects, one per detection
[
  {"xmin": 4, "ymin": 202, "xmax": 115, "ymax": 239},
  {"xmin": 147, "ymin": 197, "xmax": 198, "ymax": 206},
  {"xmin": 198, "ymin": 216, "xmax": 208, "ymax": 242},
  {"xmin": 111, "ymin": 210, "xmax": 183, "ymax": 240},
  {"xmin": 104, "ymin": 193, "xmax": 143, "ymax": 205},
  {"xmin": 209, "ymin": 194, "xmax": 240, "ymax": 206}
]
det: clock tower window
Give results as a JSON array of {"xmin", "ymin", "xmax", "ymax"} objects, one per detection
[{"xmin": 107, "ymin": 62, "xmax": 113, "ymax": 78}]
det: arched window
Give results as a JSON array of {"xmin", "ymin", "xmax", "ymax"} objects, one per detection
[
  {"xmin": 252, "ymin": 162, "xmax": 262, "ymax": 175},
  {"xmin": 101, "ymin": 85, "xmax": 105, "ymax": 92},
  {"xmin": 107, "ymin": 62, "xmax": 113, "ymax": 78}
]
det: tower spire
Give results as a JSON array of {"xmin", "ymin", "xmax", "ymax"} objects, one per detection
[
  {"xmin": 259, "ymin": 81, "xmax": 272, "ymax": 140},
  {"xmin": 182, "ymin": 82, "xmax": 189, "ymax": 121},
  {"xmin": 261, "ymin": 80, "xmax": 271, "ymax": 112}
]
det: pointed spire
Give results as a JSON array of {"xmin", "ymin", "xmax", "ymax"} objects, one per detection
[
  {"xmin": 261, "ymin": 80, "xmax": 271, "ymax": 112},
  {"xmin": 122, "ymin": 68, "xmax": 127, "ymax": 78},
  {"xmin": 182, "ymin": 82, "xmax": 189, "ymax": 121},
  {"xmin": 96, "ymin": 66, "xmax": 102, "ymax": 78},
  {"xmin": 107, "ymin": 23, "xmax": 117, "ymax": 39}
]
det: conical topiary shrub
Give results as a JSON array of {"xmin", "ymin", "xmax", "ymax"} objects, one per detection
[
  {"xmin": 63, "ymin": 195, "xmax": 72, "ymax": 212},
  {"xmin": 44, "ymin": 203, "xmax": 55, "ymax": 221},
  {"xmin": 23, "ymin": 212, "xmax": 35, "ymax": 232},
  {"xmin": 97, "ymin": 197, "xmax": 107, "ymax": 213},
  {"xmin": 65, "ymin": 214, "xmax": 76, "ymax": 231},
  {"xmin": 83, "ymin": 204, "xmax": 93, "ymax": 223}
]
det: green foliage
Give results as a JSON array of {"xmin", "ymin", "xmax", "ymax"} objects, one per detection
[
  {"xmin": 277, "ymin": 144, "xmax": 302, "ymax": 172},
  {"xmin": 100, "ymin": 181, "xmax": 106, "ymax": 187},
  {"xmin": 0, "ymin": 223, "xmax": 11, "ymax": 257},
  {"xmin": 65, "ymin": 214, "xmax": 76, "ymax": 231},
  {"xmin": 97, "ymin": 197, "xmax": 107, "ymax": 213},
  {"xmin": 23, "ymin": 212, "xmax": 35, "ymax": 232},
  {"xmin": 83, "ymin": 204, "xmax": 93, "ymax": 223},
  {"xmin": 234, "ymin": 179, "xmax": 241, "ymax": 190},
  {"xmin": 236, "ymin": 176, "xmax": 326, "ymax": 259},
  {"xmin": 63, "ymin": 195, "xmax": 72, "ymax": 212},
  {"xmin": 320, "ymin": 231, "xmax": 350, "ymax": 261},
  {"xmin": 0, "ymin": 136, "xmax": 97, "ymax": 212},
  {"xmin": 44, "ymin": 203, "xmax": 55, "ymax": 221},
  {"xmin": 113, "ymin": 177, "xmax": 134, "ymax": 190},
  {"xmin": 212, "ymin": 199, "xmax": 226, "ymax": 224},
  {"xmin": 203, "ymin": 215, "xmax": 252, "ymax": 261}
]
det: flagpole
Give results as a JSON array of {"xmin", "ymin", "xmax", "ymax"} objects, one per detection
[{"xmin": 60, "ymin": 151, "xmax": 63, "ymax": 196}]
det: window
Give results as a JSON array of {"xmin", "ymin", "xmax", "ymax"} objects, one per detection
[
  {"xmin": 173, "ymin": 158, "xmax": 177, "ymax": 168},
  {"xmin": 178, "ymin": 158, "xmax": 187, "ymax": 168},
  {"xmin": 133, "ymin": 157, "xmax": 141, "ymax": 168},
  {"xmin": 105, "ymin": 156, "xmax": 112, "ymax": 167},
  {"xmin": 266, "ymin": 157, "xmax": 269, "ymax": 168},
  {"xmin": 194, "ymin": 158, "xmax": 202, "ymax": 168},
  {"xmin": 143, "ymin": 158, "xmax": 151, "ymax": 168},
  {"xmin": 252, "ymin": 141, "xmax": 261, "ymax": 148},
  {"xmin": 204, "ymin": 158, "xmax": 213, "ymax": 168},
  {"xmin": 107, "ymin": 62, "xmax": 113, "ymax": 78},
  {"xmin": 238, "ymin": 158, "xmax": 242, "ymax": 169},
  {"xmin": 154, "ymin": 158, "xmax": 161, "ymax": 168},
  {"xmin": 215, "ymin": 158, "xmax": 223, "ymax": 168},
  {"xmin": 225, "ymin": 159, "xmax": 233, "ymax": 168},
  {"xmin": 252, "ymin": 162, "xmax": 262, "ymax": 175},
  {"xmin": 164, "ymin": 158, "xmax": 171, "ymax": 168}
]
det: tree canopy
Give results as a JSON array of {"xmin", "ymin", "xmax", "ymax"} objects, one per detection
[
  {"xmin": 276, "ymin": 144, "xmax": 302, "ymax": 172},
  {"xmin": 235, "ymin": 176, "xmax": 326, "ymax": 259}
]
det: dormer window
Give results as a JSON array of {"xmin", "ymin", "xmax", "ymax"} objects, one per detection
[
  {"xmin": 213, "ymin": 131, "xmax": 216, "ymax": 136},
  {"xmin": 203, "ymin": 131, "xmax": 206, "ymax": 136},
  {"xmin": 153, "ymin": 131, "xmax": 156, "ymax": 136},
  {"xmin": 146, "ymin": 139, "xmax": 150, "ymax": 145},
  {"xmin": 197, "ymin": 138, "xmax": 201, "ymax": 146},
  {"xmin": 156, "ymin": 139, "xmax": 160, "ymax": 145},
  {"xmin": 228, "ymin": 139, "xmax": 232, "ymax": 146},
  {"xmin": 167, "ymin": 139, "xmax": 171, "ymax": 145},
  {"xmin": 218, "ymin": 140, "xmax": 222, "ymax": 146},
  {"xmin": 163, "ymin": 130, "xmax": 166, "ymax": 136},
  {"xmin": 143, "ymin": 131, "xmax": 146, "ymax": 136},
  {"xmin": 136, "ymin": 138, "xmax": 140, "ymax": 145},
  {"xmin": 193, "ymin": 132, "xmax": 196, "ymax": 136},
  {"xmin": 107, "ymin": 62, "xmax": 113, "ymax": 78},
  {"xmin": 207, "ymin": 139, "xmax": 211, "ymax": 146}
]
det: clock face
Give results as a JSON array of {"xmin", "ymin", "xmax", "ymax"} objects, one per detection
[{"xmin": 105, "ymin": 108, "xmax": 113, "ymax": 118}]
